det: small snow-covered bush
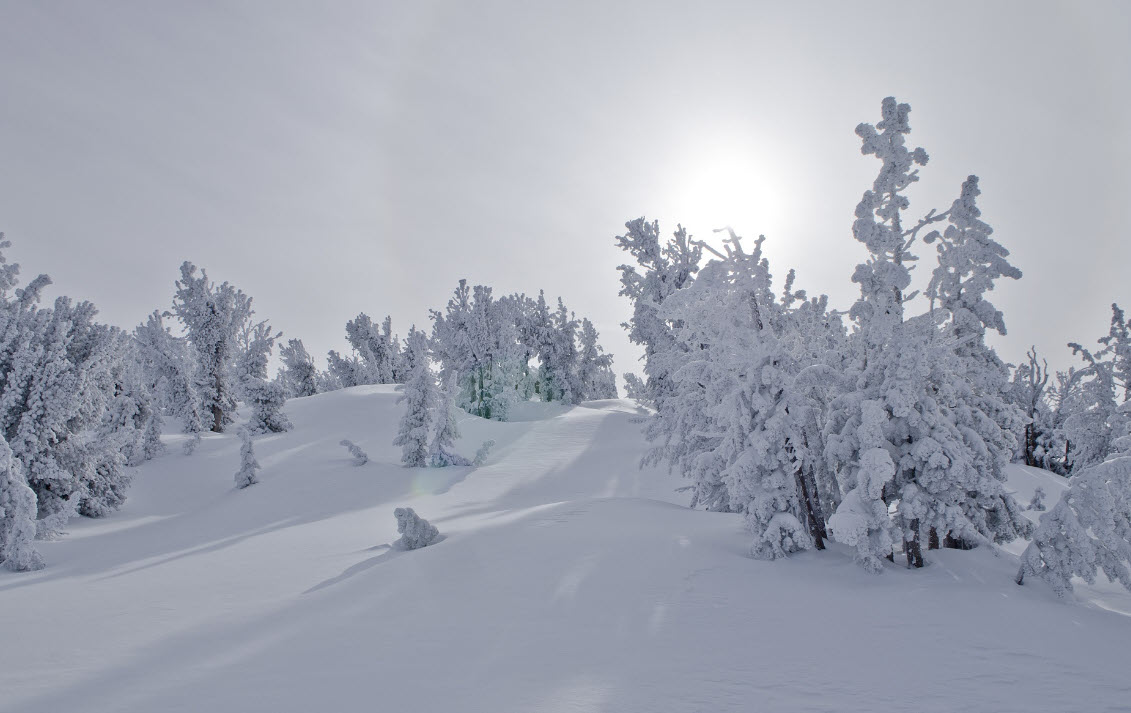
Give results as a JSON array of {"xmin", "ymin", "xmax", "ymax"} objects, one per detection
[
  {"xmin": 473, "ymin": 440, "xmax": 495, "ymax": 466},
  {"xmin": 339, "ymin": 439, "xmax": 368, "ymax": 466},
  {"xmin": 235, "ymin": 428, "xmax": 260, "ymax": 489},
  {"xmin": 1028, "ymin": 486, "xmax": 1047, "ymax": 512},
  {"xmin": 394, "ymin": 507, "xmax": 439, "ymax": 550}
]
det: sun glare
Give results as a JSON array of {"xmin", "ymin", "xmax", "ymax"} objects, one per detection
[{"xmin": 664, "ymin": 140, "xmax": 785, "ymax": 250}]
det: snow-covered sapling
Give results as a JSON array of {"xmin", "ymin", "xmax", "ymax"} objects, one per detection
[
  {"xmin": 473, "ymin": 440, "xmax": 495, "ymax": 466},
  {"xmin": 235, "ymin": 428, "xmax": 260, "ymax": 489},
  {"xmin": 394, "ymin": 507, "xmax": 439, "ymax": 550},
  {"xmin": 339, "ymin": 439, "xmax": 369, "ymax": 466},
  {"xmin": 1029, "ymin": 486, "xmax": 1047, "ymax": 512}
]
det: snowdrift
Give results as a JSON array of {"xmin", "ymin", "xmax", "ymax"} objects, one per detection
[{"xmin": 2, "ymin": 387, "xmax": 1129, "ymax": 713}]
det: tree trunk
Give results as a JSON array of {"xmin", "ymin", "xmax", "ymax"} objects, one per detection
[
  {"xmin": 904, "ymin": 520, "xmax": 924, "ymax": 568},
  {"xmin": 797, "ymin": 466, "xmax": 826, "ymax": 550},
  {"xmin": 928, "ymin": 527, "xmax": 940, "ymax": 550}
]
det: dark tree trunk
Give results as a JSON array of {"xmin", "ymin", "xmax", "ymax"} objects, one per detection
[
  {"xmin": 796, "ymin": 466, "xmax": 826, "ymax": 550},
  {"xmin": 928, "ymin": 527, "xmax": 940, "ymax": 550},
  {"xmin": 904, "ymin": 520, "xmax": 924, "ymax": 568}
]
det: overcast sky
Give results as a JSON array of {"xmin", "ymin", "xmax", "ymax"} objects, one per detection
[{"xmin": 1, "ymin": 1, "xmax": 1128, "ymax": 379}]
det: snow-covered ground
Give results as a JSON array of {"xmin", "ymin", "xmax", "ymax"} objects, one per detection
[{"xmin": 3, "ymin": 387, "xmax": 1130, "ymax": 712}]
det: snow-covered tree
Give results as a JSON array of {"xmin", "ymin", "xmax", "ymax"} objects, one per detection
[
  {"xmin": 344, "ymin": 313, "xmax": 401, "ymax": 385},
  {"xmin": 1028, "ymin": 486, "xmax": 1047, "ymax": 512},
  {"xmin": 234, "ymin": 319, "xmax": 280, "ymax": 387},
  {"xmin": 575, "ymin": 318, "xmax": 618, "ymax": 401},
  {"xmin": 1016, "ymin": 456, "xmax": 1131, "ymax": 596},
  {"xmin": 431, "ymin": 281, "xmax": 525, "ymax": 420},
  {"xmin": 0, "ymin": 243, "xmax": 132, "ymax": 533},
  {"xmin": 1060, "ymin": 304, "xmax": 1131, "ymax": 471},
  {"xmin": 1009, "ymin": 347, "xmax": 1052, "ymax": 467},
  {"xmin": 0, "ymin": 434, "xmax": 43, "ymax": 571},
  {"xmin": 339, "ymin": 439, "xmax": 368, "ymax": 466},
  {"xmin": 615, "ymin": 218, "xmax": 702, "ymax": 409},
  {"xmin": 244, "ymin": 377, "xmax": 291, "ymax": 434},
  {"xmin": 824, "ymin": 98, "xmax": 1028, "ymax": 571},
  {"xmin": 133, "ymin": 310, "xmax": 203, "ymax": 435},
  {"xmin": 649, "ymin": 231, "xmax": 838, "ymax": 555},
  {"xmin": 279, "ymin": 338, "xmax": 319, "ymax": 398},
  {"xmin": 170, "ymin": 262, "xmax": 252, "ymax": 433},
  {"xmin": 430, "ymin": 382, "xmax": 471, "ymax": 467},
  {"xmin": 326, "ymin": 349, "xmax": 367, "ymax": 389},
  {"xmin": 393, "ymin": 507, "xmax": 439, "ymax": 550},
  {"xmin": 393, "ymin": 330, "xmax": 439, "ymax": 467},
  {"xmin": 235, "ymin": 428, "xmax": 260, "ymax": 489}
]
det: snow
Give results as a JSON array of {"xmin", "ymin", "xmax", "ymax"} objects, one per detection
[{"xmin": 2, "ymin": 387, "xmax": 1130, "ymax": 712}]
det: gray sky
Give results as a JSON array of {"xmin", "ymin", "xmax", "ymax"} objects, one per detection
[{"xmin": 1, "ymin": 1, "xmax": 1128, "ymax": 379}]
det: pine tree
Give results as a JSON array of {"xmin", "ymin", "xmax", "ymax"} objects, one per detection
[
  {"xmin": 0, "ymin": 434, "xmax": 43, "ymax": 571},
  {"xmin": 394, "ymin": 507, "xmax": 439, "ymax": 550},
  {"xmin": 614, "ymin": 218, "xmax": 702, "ymax": 408},
  {"xmin": 133, "ymin": 311, "xmax": 204, "ymax": 435},
  {"xmin": 235, "ymin": 428, "xmax": 260, "ymax": 489},
  {"xmin": 279, "ymin": 338, "xmax": 319, "ymax": 397},
  {"xmin": 170, "ymin": 262, "xmax": 252, "ymax": 433},
  {"xmin": 825, "ymin": 98, "xmax": 1028, "ymax": 571},
  {"xmin": 1061, "ymin": 304, "xmax": 1131, "ymax": 471},
  {"xmin": 430, "ymin": 382, "xmax": 471, "ymax": 467},
  {"xmin": 244, "ymin": 377, "xmax": 291, "ymax": 434},
  {"xmin": 1016, "ymin": 456, "xmax": 1131, "ymax": 596},
  {"xmin": 393, "ymin": 330, "xmax": 439, "ymax": 467},
  {"xmin": 575, "ymin": 318, "xmax": 618, "ymax": 401}
]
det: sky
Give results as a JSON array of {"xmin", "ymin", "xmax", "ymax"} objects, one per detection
[{"xmin": 1, "ymin": 1, "xmax": 1129, "ymax": 380}]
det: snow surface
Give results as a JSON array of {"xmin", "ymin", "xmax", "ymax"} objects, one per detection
[{"xmin": 2, "ymin": 386, "xmax": 1130, "ymax": 712}]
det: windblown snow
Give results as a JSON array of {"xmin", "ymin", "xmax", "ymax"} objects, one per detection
[{"xmin": 2, "ymin": 387, "xmax": 1129, "ymax": 712}]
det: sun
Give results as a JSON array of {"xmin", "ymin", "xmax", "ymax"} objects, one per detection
[{"xmin": 662, "ymin": 138, "xmax": 785, "ymax": 250}]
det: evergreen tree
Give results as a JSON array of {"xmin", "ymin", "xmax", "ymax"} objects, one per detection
[
  {"xmin": 279, "ymin": 338, "xmax": 319, "ymax": 398},
  {"xmin": 0, "ymin": 434, "xmax": 43, "ymax": 571},
  {"xmin": 575, "ymin": 318, "xmax": 618, "ymax": 401},
  {"xmin": 170, "ymin": 262, "xmax": 252, "ymax": 433},
  {"xmin": 1016, "ymin": 456, "xmax": 1131, "ymax": 596},
  {"xmin": 244, "ymin": 378, "xmax": 291, "ymax": 434},
  {"xmin": 1061, "ymin": 304, "xmax": 1131, "ymax": 471},
  {"xmin": 235, "ymin": 428, "xmax": 260, "ymax": 489},
  {"xmin": 393, "ymin": 330, "xmax": 439, "ymax": 467}
]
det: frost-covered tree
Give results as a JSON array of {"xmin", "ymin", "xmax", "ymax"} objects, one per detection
[
  {"xmin": 339, "ymin": 439, "xmax": 368, "ymax": 466},
  {"xmin": 344, "ymin": 313, "xmax": 401, "ymax": 385},
  {"xmin": 430, "ymin": 383, "xmax": 471, "ymax": 467},
  {"xmin": 170, "ymin": 262, "xmax": 252, "ymax": 433},
  {"xmin": 234, "ymin": 319, "xmax": 280, "ymax": 387},
  {"xmin": 1060, "ymin": 304, "xmax": 1131, "ymax": 471},
  {"xmin": 0, "ymin": 241, "xmax": 132, "ymax": 533},
  {"xmin": 324, "ymin": 349, "xmax": 363, "ymax": 388},
  {"xmin": 279, "ymin": 338, "xmax": 319, "ymax": 398},
  {"xmin": 615, "ymin": 218, "xmax": 702, "ymax": 409},
  {"xmin": 244, "ymin": 377, "xmax": 291, "ymax": 434},
  {"xmin": 393, "ymin": 330, "xmax": 439, "ymax": 467},
  {"xmin": 0, "ymin": 435, "xmax": 43, "ymax": 571},
  {"xmin": 575, "ymin": 318, "xmax": 618, "ymax": 401},
  {"xmin": 134, "ymin": 311, "xmax": 204, "ymax": 435},
  {"xmin": 393, "ymin": 507, "xmax": 439, "ymax": 550},
  {"xmin": 1016, "ymin": 456, "xmax": 1131, "ymax": 596},
  {"xmin": 650, "ymin": 231, "xmax": 838, "ymax": 555},
  {"xmin": 431, "ymin": 281, "xmax": 525, "ymax": 420},
  {"xmin": 235, "ymin": 428, "xmax": 260, "ymax": 489},
  {"xmin": 1009, "ymin": 347, "xmax": 1052, "ymax": 467},
  {"xmin": 1028, "ymin": 486, "xmax": 1047, "ymax": 512},
  {"xmin": 824, "ymin": 98, "xmax": 1028, "ymax": 571}
]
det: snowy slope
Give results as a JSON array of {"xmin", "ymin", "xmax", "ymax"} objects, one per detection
[{"xmin": 2, "ymin": 387, "xmax": 1130, "ymax": 713}]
